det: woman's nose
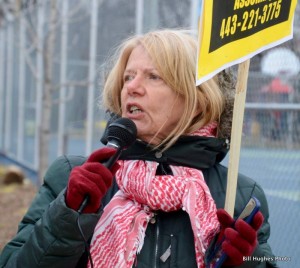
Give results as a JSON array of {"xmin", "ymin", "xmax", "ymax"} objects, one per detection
[{"xmin": 126, "ymin": 75, "xmax": 145, "ymax": 96}]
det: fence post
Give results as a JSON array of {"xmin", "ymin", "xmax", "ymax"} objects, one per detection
[
  {"xmin": 190, "ymin": 0, "xmax": 200, "ymax": 30},
  {"xmin": 57, "ymin": 0, "xmax": 69, "ymax": 156},
  {"xmin": 4, "ymin": 23, "xmax": 14, "ymax": 154},
  {"xmin": 0, "ymin": 26, "xmax": 5, "ymax": 149},
  {"xmin": 17, "ymin": 14, "xmax": 26, "ymax": 161},
  {"xmin": 85, "ymin": 0, "xmax": 99, "ymax": 156},
  {"xmin": 135, "ymin": 0, "xmax": 144, "ymax": 34},
  {"xmin": 34, "ymin": 2, "xmax": 45, "ymax": 171}
]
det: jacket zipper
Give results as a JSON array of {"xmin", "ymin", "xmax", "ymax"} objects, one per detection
[
  {"xmin": 153, "ymin": 216, "xmax": 160, "ymax": 268},
  {"xmin": 153, "ymin": 162, "xmax": 170, "ymax": 268}
]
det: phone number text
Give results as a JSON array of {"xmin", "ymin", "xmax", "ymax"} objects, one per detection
[{"xmin": 220, "ymin": 0, "xmax": 282, "ymax": 39}]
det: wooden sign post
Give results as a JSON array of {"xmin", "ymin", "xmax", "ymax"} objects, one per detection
[{"xmin": 224, "ymin": 59, "xmax": 250, "ymax": 216}]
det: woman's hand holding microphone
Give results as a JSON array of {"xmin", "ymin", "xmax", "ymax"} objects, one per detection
[{"xmin": 65, "ymin": 147, "xmax": 119, "ymax": 214}]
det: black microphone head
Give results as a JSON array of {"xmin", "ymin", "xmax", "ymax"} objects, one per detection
[
  {"xmin": 100, "ymin": 112, "xmax": 120, "ymax": 145},
  {"xmin": 106, "ymin": 117, "xmax": 137, "ymax": 148}
]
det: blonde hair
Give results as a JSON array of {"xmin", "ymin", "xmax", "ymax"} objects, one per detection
[{"xmin": 102, "ymin": 29, "xmax": 229, "ymax": 149}]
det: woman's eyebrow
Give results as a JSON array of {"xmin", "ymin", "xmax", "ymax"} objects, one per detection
[{"xmin": 124, "ymin": 67, "xmax": 158, "ymax": 73}]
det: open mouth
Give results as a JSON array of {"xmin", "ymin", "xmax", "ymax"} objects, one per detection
[{"xmin": 128, "ymin": 105, "xmax": 143, "ymax": 114}]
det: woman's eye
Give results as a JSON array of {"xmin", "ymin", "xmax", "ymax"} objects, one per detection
[
  {"xmin": 149, "ymin": 73, "xmax": 161, "ymax": 80},
  {"xmin": 124, "ymin": 75, "xmax": 134, "ymax": 82}
]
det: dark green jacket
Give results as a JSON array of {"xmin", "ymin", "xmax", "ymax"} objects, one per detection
[{"xmin": 0, "ymin": 137, "xmax": 277, "ymax": 268}]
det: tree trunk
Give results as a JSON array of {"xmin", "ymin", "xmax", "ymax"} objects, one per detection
[{"xmin": 38, "ymin": 0, "xmax": 57, "ymax": 183}]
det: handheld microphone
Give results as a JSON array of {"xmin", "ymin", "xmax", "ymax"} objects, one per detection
[
  {"xmin": 78, "ymin": 117, "xmax": 137, "ymax": 213},
  {"xmin": 103, "ymin": 117, "xmax": 137, "ymax": 168}
]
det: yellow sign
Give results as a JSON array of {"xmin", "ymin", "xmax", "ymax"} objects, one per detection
[{"xmin": 196, "ymin": 0, "xmax": 298, "ymax": 85}]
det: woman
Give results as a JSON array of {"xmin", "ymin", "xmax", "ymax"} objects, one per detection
[{"xmin": 0, "ymin": 29, "xmax": 276, "ymax": 268}]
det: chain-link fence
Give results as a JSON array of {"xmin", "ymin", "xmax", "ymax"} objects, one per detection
[{"xmin": 0, "ymin": 0, "xmax": 299, "ymax": 267}]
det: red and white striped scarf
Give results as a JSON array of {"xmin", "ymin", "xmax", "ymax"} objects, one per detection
[{"xmin": 89, "ymin": 122, "xmax": 220, "ymax": 268}]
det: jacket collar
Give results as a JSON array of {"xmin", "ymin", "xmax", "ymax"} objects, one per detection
[{"xmin": 119, "ymin": 136, "xmax": 229, "ymax": 170}]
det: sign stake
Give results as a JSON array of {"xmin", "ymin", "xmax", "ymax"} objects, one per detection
[{"xmin": 224, "ymin": 59, "xmax": 250, "ymax": 216}]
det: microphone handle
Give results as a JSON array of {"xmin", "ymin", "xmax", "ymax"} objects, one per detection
[
  {"xmin": 77, "ymin": 145, "xmax": 122, "ymax": 214},
  {"xmin": 77, "ymin": 194, "xmax": 90, "ymax": 214},
  {"xmin": 102, "ymin": 142, "xmax": 122, "ymax": 169}
]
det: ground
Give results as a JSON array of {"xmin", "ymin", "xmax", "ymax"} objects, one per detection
[{"xmin": 0, "ymin": 168, "xmax": 37, "ymax": 252}]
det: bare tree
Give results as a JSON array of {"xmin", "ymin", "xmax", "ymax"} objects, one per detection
[
  {"xmin": 7, "ymin": 0, "xmax": 91, "ymax": 185},
  {"xmin": 38, "ymin": 0, "xmax": 58, "ymax": 184}
]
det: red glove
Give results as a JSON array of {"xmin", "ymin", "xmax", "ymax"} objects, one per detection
[
  {"xmin": 216, "ymin": 208, "xmax": 264, "ymax": 266},
  {"xmin": 66, "ymin": 147, "xmax": 119, "ymax": 213}
]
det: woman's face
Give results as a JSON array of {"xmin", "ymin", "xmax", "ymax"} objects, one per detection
[{"xmin": 121, "ymin": 45, "xmax": 185, "ymax": 145}]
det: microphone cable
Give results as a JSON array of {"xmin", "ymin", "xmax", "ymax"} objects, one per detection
[{"xmin": 77, "ymin": 210, "xmax": 94, "ymax": 268}]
